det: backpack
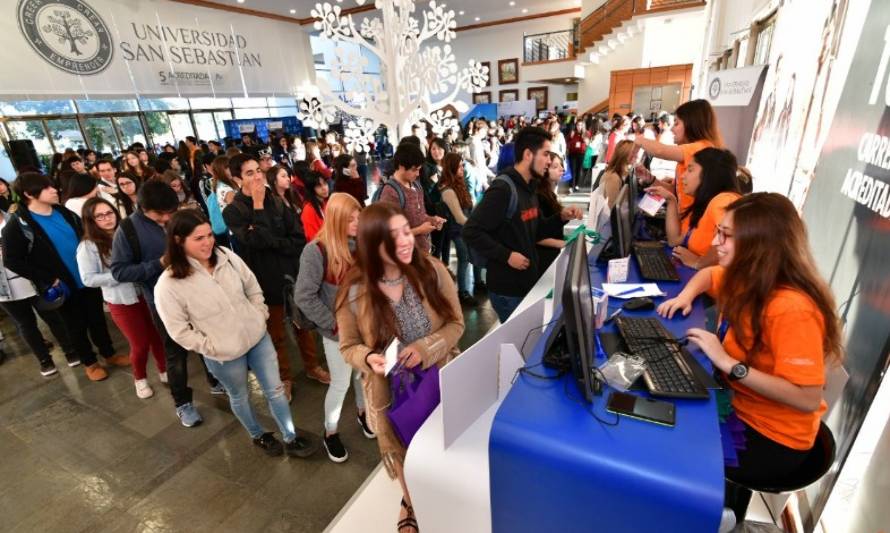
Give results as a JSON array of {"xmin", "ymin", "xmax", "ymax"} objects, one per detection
[
  {"xmin": 286, "ymin": 242, "xmax": 328, "ymax": 331},
  {"xmin": 467, "ymin": 175, "xmax": 519, "ymax": 268},
  {"xmin": 119, "ymin": 217, "xmax": 143, "ymax": 264},
  {"xmin": 199, "ymin": 177, "xmax": 228, "ymax": 235},
  {"xmin": 371, "ymin": 178, "xmax": 407, "ymax": 208},
  {"xmin": 9, "ymin": 212, "xmax": 35, "ymax": 254}
]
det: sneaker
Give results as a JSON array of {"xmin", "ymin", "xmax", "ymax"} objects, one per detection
[
  {"xmin": 134, "ymin": 379, "xmax": 154, "ymax": 399},
  {"xmin": 159, "ymin": 371, "xmax": 168, "ymax": 384},
  {"xmin": 285, "ymin": 434, "xmax": 320, "ymax": 458},
  {"xmin": 306, "ymin": 366, "xmax": 331, "ymax": 384},
  {"xmin": 209, "ymin": 382, "xmax": 226, "ymax": 395},
  {"xmin": 718, "ymin": 507, "xmax": 737, "ymax": 533},
  {"xmin": 252, "ymin": 432, "xmax": 283, "ymax": 456},
  {"xmin": 175, "ymin": 402, "xmax": 203, "ymax": 427},
  {"xmin": 104, "ymin": 354, "xmax": 131, "ymax": 367},
  {"xmin": 84, "ymin": 363, "xmax": 108, "ymax": 381},
  {"xmin": 357, "ymin": 412, "xmax": 376, "ymax": 439},
  {"xmin": 40, "ymin": 360, "xmax": 58, "ymax": 377},
  {"xmin": 323, "ymin": 433, "xmax": 349, "ymax": 463},
  {"xmin": 66, "ymin": 357, "xmax": 81, "ymax": 367}
]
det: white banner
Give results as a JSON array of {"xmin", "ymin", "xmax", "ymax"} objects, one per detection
[
  {"xmin": 497, "ymin": 99, "xmax": 537, "ymax": 118},
  {"xmin": 705, "ymin": 65, "xmax": 766, "ymax": 107},
  {"xmin": 2, "ymin": 0, "xmax": 315, "ymax": 98}
]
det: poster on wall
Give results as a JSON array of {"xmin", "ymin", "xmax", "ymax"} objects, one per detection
[
  {"xmin": 2, "ymin": 0, "xmax": 314, "ymax": 97},
  {"xmin": 745, "ymin": 0, "xmax": 848, "ymax": 204},
  {"xmin": 797, "ymin": 0, "xmax": 890, "ymax": 527}
]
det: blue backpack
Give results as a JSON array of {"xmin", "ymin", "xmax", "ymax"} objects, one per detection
[
  {"xmin": 467, "ymin": 175, "xmax": 519, "ymax": 268},
  {"xmin": 199, "ymin": 177, "xmax": 228, "ymax": 235}
]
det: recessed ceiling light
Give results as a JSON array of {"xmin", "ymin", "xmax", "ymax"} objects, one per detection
[
  {"xmin": 522, "ymin": 8, "xmax": 528, "ymax": 13},
  {"xmin": 459, "ymin": 10, "xmax": 465, "ymax": 15},
  {"xmin": 509, "ymin": 1, "xmax": 515, "ymax": 5},
  {"xmin": 475, "ymin": 16, "xmax": 480, "ymax": 21},
  {"xmin": 236, "ymin": 0, "xmax": 244, "ymax": 3},
  {"xmin": 289, "ymin": 8, "xmax": 295, "ymax": 14}
]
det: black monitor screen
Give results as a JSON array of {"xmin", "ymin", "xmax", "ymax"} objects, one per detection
[
  {"xmin": 562, "ymin": 235, "xmax": 597, "ymax": 402},
  {"xmin": 610, "ymin": 185, "xmax": 633, "ymax": 258}
]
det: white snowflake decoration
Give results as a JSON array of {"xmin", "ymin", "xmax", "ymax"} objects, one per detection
[{"xmin": 299, "ymin": 0, "xmax": 488, "ymax": 140}]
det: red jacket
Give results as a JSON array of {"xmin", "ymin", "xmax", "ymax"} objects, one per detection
[
  {"xmin": 567, "ymin": 131, "xmax": 587, "ymax": 156},
  {"xmin": 301, "ymin": 199, "xmax": 326, "ymax": 241}
]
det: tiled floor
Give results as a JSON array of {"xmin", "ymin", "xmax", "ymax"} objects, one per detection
[{"xmin": 0, "ymin": 294, "xmax": 498, "ymax": 533}]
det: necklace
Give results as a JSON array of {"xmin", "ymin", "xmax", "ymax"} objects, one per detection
[{"xmin": 379, "ymin": 274, "xmax": 405, "ymax": 286}]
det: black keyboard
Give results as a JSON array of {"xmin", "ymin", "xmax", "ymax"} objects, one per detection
[
  {"xmin": 633, "ymin": 244, "xmax": 680, "ymax": 281},
  {"xmin": 615, "ymin": 316, "xmax": 709, "ymax": 399}
]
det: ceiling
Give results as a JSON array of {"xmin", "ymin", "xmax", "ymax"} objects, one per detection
[{"xmin": 201, "ymin": 0, "xmax": 582, "ymax": 27}]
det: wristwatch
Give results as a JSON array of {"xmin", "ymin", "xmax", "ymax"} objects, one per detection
[{"xmin": 728, "ymin": 363, "xmax": 749, "ymax": 381}]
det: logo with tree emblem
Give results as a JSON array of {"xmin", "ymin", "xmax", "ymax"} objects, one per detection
[{"xmin": 17, "ymin": 0, "xmax": 113, "ymax": 76}]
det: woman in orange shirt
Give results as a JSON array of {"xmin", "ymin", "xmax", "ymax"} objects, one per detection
[
  {"xmin": 657, "ymin": 193, "xmax": 843, "ymax": 524},
  {"xmin": 632, "ymin": 99, "xmax": 723, "ymax": 213},
  {"xmin": 646, "ymin": 147, "xmax": 740, "ymax": 269}
]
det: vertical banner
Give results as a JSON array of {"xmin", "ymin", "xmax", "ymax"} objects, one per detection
[{"xmin": 800, "ymin": 0, "xmax": 890, "ymax": 527}]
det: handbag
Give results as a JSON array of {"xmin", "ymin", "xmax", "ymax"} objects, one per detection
[{"xmin": 387, "ymin": 361, "xmax": 441, "ymax": 447}]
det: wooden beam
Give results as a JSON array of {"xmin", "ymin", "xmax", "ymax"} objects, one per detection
[{"xmin": 456, "ymin": 7, "xmax": 581, "ymax": 32}]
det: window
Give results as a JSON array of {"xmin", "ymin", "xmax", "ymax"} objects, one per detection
[
  {"xmin": 76, "ymin": 99, "xmax": 139, "ymax": 114},
  {"xmin": 83, "ymin": 117, "xmax": 121, "ymax": 156},
  {"xmin": 114, "ymin": 116, "xmax": 148, "ymax": 149},
  {"xmin": 267, "ymin": 97, "xmax": 296, "ymax": 107},
  {"xmin": 145, "ymin": 112, "xmax": 175, "ymax": 148},
  {"xmin": 213, "ymin": 111, "xmax": 232, "ymax": 140},
  {"xmin": 270, "ymin": 107, "xmax": 298, "ymax": 118},
  {"xmin": 736, "ymin": 35, "xmax": 750, "ymax": 68},
  {"xmin": 6, "ymin": 120, "xmax": 54, "ymax": 162},
  {"xmin": 139, "ymin": 98, "xmax": 189, "ymax": 111},
  {"xmin": 753, "ymin": 15, "xmax": 776, "ymax": 65},
  {"xmin": 231, "ymin": 97, "xmax": 267, "ymax": 108},
  {"xmin": 189, "ymin": 97, "xmax": 231, "ymax": 109},
  {"xmin": 168, "ymin": 113, "xmax": 195, "ymax": 142},
  {"xmin": 234, "ymin": 108, "xmax": 270, "ymax": 119},
  {"xmin": 46, "ymin": 119, "xmax": 87, "ymax": 153},
  {"xmin": 193, "ymin": 112, "xmax": 220, "ymax": 142},
  {"xmin": 0, "ymin": 100, "xmax": 76, "ymax": 117}
]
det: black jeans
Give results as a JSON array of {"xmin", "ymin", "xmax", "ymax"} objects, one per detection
[
  {"xmin": 81, "ymin": 287, "xmax": 116, "ymax": 359},
  {"xmin": 55, "ymin": 287, "xmax": 111, "ymax": 367},
  {"xmin": 149, "ymin": 302, "xmax": 218, "ymax": 407},
  {"xmin": 0, "ymin": 296, "xmax": 75, "ymax": 364},
  {"xmin": 724, "ymin": 421, "xmax": 810, "ymax": 522},
  {"xmin": 569, "ymin": 153, "xmax": 584, "ymax": 189}
]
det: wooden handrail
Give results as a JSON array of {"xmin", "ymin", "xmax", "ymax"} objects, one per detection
[{"xmin": 578, "ymin": 0, "xmax": 705, "ymax": 52}]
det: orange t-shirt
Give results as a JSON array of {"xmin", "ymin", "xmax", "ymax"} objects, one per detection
[
  {"xmin": 683, "ymin": 192, "xmax": 740, "ymax": 255},
  {"xmin": 708, "ymin": 267, "xmax": 827, "ymax": 450},
  {"xmin": 675, "ymin": 140, "xmax": 715, "ymax": 214}
]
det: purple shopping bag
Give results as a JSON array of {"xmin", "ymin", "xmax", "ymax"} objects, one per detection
[{"xmin": 387, "ymin": 362, "xmax": 441, "ymax": 447}]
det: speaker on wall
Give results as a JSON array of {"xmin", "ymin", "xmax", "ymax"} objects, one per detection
[{"xmin": 7, "ymin": 139, "xmax": 41, "ymax": 172}]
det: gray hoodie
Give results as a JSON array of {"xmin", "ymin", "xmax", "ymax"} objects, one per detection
[{"xmin": 294, "ymin": 241, "xmax": 339, "ymax": 340}]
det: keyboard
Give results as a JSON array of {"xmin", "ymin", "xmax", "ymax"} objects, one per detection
[
  {"xmin": 633, "ymin": 243, "xmax": 680, "ymax": 281},
  {"xmin": 614, "ymin": 316, "xmax": 709, "ymax": 399}
]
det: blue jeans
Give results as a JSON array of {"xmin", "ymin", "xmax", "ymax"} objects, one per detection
[
  {"xmin": 488, "ymin": 292, "xmax": 524, "ymax": 323},
  {"xmin": 451, "ymin": 236, "xmax": 473, "ymax": 294},
  {"xmin": 203, "ymin": 334, "xmax": 296, "ymax": 442}
]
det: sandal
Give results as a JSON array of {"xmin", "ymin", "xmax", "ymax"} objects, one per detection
[{"xmin": 398, "ymin": 498, "xmax": 419, "ymax": 532}]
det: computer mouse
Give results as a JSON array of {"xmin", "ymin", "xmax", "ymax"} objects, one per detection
[{"xmin": 623, "ymin": 297, "xmax": 655, "ymax": 311}]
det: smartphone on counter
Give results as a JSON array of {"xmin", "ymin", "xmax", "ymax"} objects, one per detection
[{"xmin": 606, "ymin": 391, "xmax": 675, "ymax": 427}]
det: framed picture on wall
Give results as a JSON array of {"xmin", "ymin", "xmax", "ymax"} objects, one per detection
[
  {"xmin": 498, "ymin": 58, "xmax": 519, "ymax": 84},
  {"xmin": 473, "ymin": 92, "xmax": 492, "ymax": 104},
  {"xmin": 528, "ymin": 86, "xmax": 548, "ymax": 111},
  {"xmin": 480, "ymin": 61, "xmax": 491, "ymax": 87},
  {"xmin": 499, "ymin": 89, "xmax": 519, "ymax": 103}
]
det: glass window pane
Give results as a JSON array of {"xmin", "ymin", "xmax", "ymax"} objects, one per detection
[
  {"xmin": 361, "ymin": 46, "xmax": 381, "ymax": 74},
  {"xmin": 214, "ymin": 111, "xmax": 232, "ymax": 140},
  {"xmin": 6, "ymin": 120, "xmax": 54, "ymax": 170},
  {"xmin": 193, "ymin": 112, "xmax": 219, "ymax": 142},
  {"xmin": 139, "ymin": 98, "xmax": 189, "ymax": 111},
  {"xmin": 46, "ymin": 119, "xmax": 86, "ymax": 153},
  {"xmin": 231, "ymin": 97, "xmax": 267, "ymax": 108},
  {"xmin": 234, "ymin": 108, "xmax": 270, "ymax": 119},
  {"xmin": 83, "ymin": 118, "xmax": 121, "ymax": 157},
  {"xmin": 0, "ymin": 99, "xmax": 76, "ymax": 116},
  {"xmin": 144, "ymin": 112, "xmax": 175, "ymax": 149},
  {"xmin": 267, "ymin": 97, "xmax": 295, "ymax": 107},
  {"xmin": 76, "ymin": 99, "xmax": 139, "ymax": 114},
  {"xmin": 113, "ymin": 116, "xmax": 147, "ymax": 151},
  {"xmin": 189, "ymin": 97, "xmax": 231, "ymax": 109},
  {"xmin": 168, "ymin": 113, "xmax": 194, "ymax": 142},
  {"xmin": 270, "ymin": 107, "xmax": 298, "ymax": 118}
]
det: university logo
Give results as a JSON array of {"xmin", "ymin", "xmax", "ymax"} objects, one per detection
[
  {"xmin": 17, "ymin": 0, "xmax": 113, "ymax": 76},
  {"xmin": 709, "ymin": 77, "xmax": 721, "ymax": 100}
]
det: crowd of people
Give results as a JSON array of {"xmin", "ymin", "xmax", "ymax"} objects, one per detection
[{"xmin": 0, "ymin": 100, "xmax": 841, "ymax": 532}]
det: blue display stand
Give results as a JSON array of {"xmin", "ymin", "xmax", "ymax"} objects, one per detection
[
  {"xmin": 223, "ymin": 116, "xmax": 303, "ymax": 141},
  {"xmin": 488, "ymin": 253, "xmax": 724, "ymax": 533}
]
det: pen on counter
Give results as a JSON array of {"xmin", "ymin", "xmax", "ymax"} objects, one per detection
[{"xmin": 615, "ymin": 286, "xmax": 645, "ymax": 297}]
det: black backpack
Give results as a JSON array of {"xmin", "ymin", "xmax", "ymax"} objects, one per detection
[
  {"xmin": 467, "ymin": 175, "xmax": 519, "ymax": 268},
  {"xmin": 285, "ymin": 243, "xmax": 327, "ymax": 331}
]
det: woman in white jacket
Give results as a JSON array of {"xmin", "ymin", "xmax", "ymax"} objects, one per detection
[{"xmin": 154, "ymin": 209, "xmax": 318, "ymax": 458}]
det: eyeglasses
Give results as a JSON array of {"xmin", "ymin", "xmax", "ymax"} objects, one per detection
[
  {"xmin": 94, "ymin": 211, "xmax": 116, "ymax": 221},
  {"xmin": 715, "ymin": 227, "xmax": 733, "ymax": 244}
]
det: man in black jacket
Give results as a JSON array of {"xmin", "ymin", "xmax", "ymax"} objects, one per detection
[
  {"xmin": 2, "ymin": 172, "xmax": 125, "ymax": 381},
  {"xmin": 463, "ymin": 127, "xmax": 582, "ymax": 323},
  {"xmin": 223, "ymin": 154, "xmax": 307, "ymax": 402}
]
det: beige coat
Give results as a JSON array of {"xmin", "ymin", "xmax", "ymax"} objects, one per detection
[
  {"xmin": 337, "ymin": 258, "xmax": 464, "ymax": 477},
  {"xmin": 155, "ymin": 247, "xmax": 269, "ymax": 362}
]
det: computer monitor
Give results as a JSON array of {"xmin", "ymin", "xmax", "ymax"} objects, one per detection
[
  {"xmin": 561, "ymin": 234, "xmax": 600, "ymax": 402},
  {"xmin": 608, "ymin": 184, "xmax": 633, "ymax": 258}
]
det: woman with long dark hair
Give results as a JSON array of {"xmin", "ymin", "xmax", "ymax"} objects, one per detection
[
  {"xmin": 424, "ymin": 137, "xmax": 448, "ymax": 259},
  {"xmin": 657, "ymin": 192, "xmax": 843, "ymax": 525},
  {"xmin": 306, "ymin": 141, "xmax": 333, "ymax": 180},
  {"xmin": 63, "ymin": 173, "xmax": 99, "ymax": 217},
  {"xmin": 332, "ymin": 153, "xmax": 367, "ymax": 205},
  {"xmin": 336, "ymin": 202, "xmax": 463, "ymax": 533},
  {"xmin": 155, "ymin": 210, "xmax": 319, "ymax": 458},
  {"xmin": 0, "ymin": 178, "xmax": 20, "ymax": 212},
  {"xmin": 633, "ymin": 99, "xmax": 724, "ymax": 215},
  {"xmin": 301, "ymin": 171, "xmax": 329, "ymax": 242},
  {"xmin": 647, "ymin": 147, "xmax": 741, "ymax": 269},
  {"xmin": 536, "ymin": 153, "xmax": 569, "ymax": 272},
  {"xmin": 121, "ymin": 150, "xmax": 155, "ymax": 181},
  {"xmin": 266, "ymin": 164, "xmax": 301, "ymax": 215},
  {"xmin": 295, "ymin": 193, "xmax": 372, "ymax": 463},
  {"xmin": 77, "ymin": 197, "xmax": 166, "ymax": 398},
  {"xmin": 159, "ymin": 170, "xmax": 199, "ymax": 211},
  {"xmin": 113, "ymin": 172, "xmax": 140, "ymax": 217},
  {"xmin": 438, "ymin": 152, "xmax": 475, "ymax": 303},
  {"xmin": 595, "ymin": 140, "xmax": 635, "ymax": 209}
]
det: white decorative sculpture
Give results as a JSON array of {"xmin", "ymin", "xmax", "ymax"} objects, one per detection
[{"xmin": 299, "ymin": 0, "xmax": 489, "ymax": 148}]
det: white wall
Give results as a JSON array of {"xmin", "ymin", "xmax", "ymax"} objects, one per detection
[
  {"xmin": 577, "ymin": 36, "xmax": 644, "ymax": 112},
  {"xmin": 448, "ymin": 12, "xmax": 580, "ymax": 109}
]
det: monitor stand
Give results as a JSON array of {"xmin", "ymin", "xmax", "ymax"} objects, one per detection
[{"xmin": 541, "ymin": 317, "xmax": 603, "ymax": 396}]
